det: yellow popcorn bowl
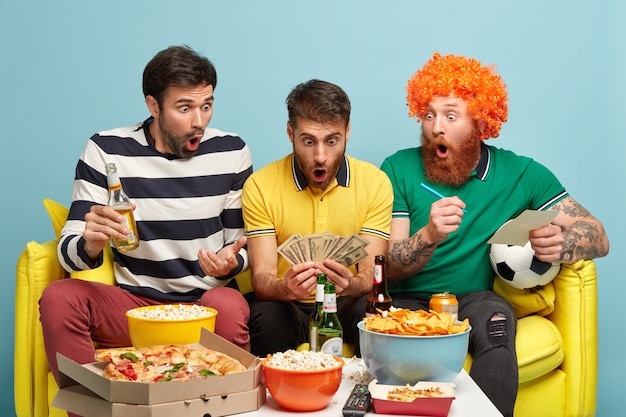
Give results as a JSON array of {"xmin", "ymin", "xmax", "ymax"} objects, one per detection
[{"xmin": 126, "ymin": 305, "xmax": 218, "ymax": 348}]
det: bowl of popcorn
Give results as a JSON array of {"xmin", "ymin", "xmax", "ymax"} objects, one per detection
[
  {"xmin": 261, "ymin": 350, "xmax": 344, "ymax": 412},
  {"xmin": 126, "ymin": 304, "xmax": 218, "ymax": 348},
  {"xmin": 358, "ymin": 308, "xmax": 470, "ymax": 385}
]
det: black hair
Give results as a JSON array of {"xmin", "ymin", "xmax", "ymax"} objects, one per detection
[{"xmin": 142, "ymin": 45, "xmax": 217, "ymax": 108}]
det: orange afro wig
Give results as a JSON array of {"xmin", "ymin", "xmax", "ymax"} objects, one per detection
[{"xmin": 406, "ymin": 53, "xmax": 508, "ymax": 140}]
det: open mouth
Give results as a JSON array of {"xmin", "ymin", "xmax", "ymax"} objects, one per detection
[
  {"xmin": 186, "ymin": 131, "xmax": 203, "ymax": 152},
  {"xmin": 436, "ymin": 144, "xmax": 450, "ymax": 158},
  {"xmin": 186, "ymin": 137, "xmax": 200, "ymax": 151},
  {"xmin": 313, "ymin": 168, "xmax": 327, "ymax": 182}
]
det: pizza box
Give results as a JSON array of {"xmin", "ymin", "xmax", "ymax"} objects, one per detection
[
  {"xmin": 53, "ymin": 328, "xmax": 263, "ymax": 406},
  {"xmin": 52, "ymin": 381, "xmax": 266, "ymax": 417},
  {"xmin": 368, "ymin": 380, "xmax": 456, "ymax": 417}
]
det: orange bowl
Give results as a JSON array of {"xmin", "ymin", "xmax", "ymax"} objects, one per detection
[{"xmin": 262, "ymin": 355, "xmax": 344, "ymax": 411}]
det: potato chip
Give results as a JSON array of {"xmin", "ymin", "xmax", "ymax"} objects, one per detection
[{"xmin": 363, "ymin": 307, "xmax": 469, "ymax": 336}]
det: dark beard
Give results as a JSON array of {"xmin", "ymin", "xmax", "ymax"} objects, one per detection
[
  {"xmin": 158, "ymin": 115, "xmax": 198, "ymax": 158},
  {"xmin": 421, "ymin": 131, "xmax": 481, "ymax": 187}
]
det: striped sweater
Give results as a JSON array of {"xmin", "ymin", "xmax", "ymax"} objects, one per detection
[{"xmin": 58, "ymin": 118, "xmax": 252, "ymax": 302}]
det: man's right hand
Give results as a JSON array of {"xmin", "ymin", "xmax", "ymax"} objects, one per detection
[
  {"xmin": 424, "ymin": 196, "xmax": 466, "ymax": 244},
  {"xmin": 83, "ymin": 204, "xmax": 133, "ymax": 260},
  {"xmin": 283, "ymin": 261, "xmax": 318, "ymax": 300}
]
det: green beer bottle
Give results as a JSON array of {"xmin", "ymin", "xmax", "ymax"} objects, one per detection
[
  {"xmin": 316, "ymin": 281, "xmax": 343, "ymax": 356},
  {"xmin": 309, "ymin": 273, "xmax": 327, "ymax": 351}
]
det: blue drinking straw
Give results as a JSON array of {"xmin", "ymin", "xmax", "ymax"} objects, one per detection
[{"xmin": 420, "ymin": 183, "xmax": 467, "ymax": 213}]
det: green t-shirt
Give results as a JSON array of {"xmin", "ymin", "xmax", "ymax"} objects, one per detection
[{"xmin": 380, "ymin": 144, "xmax": 568, "ymax": 296}]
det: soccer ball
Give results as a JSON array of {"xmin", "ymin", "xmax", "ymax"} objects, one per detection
[{"xmin": 489, "ymin": 241, "xmax": 561, "ymax": 290}]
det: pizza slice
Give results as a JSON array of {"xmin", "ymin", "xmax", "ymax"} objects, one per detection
[
  {"xmin": 94, "ymin": 345, "xmax": 247, "ymax": 382},
  {"xmin": 140, "ymin": 344, "xmax": 189, "ymax": 366},
  {"xmin": 95, "ymin": 347, "xmax": 144, "ymax": 365},
  {"xmin": 187, "ymin": 348, "xmax": 247, "ymax": 376}
]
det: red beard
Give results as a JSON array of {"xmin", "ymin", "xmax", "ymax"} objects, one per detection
[{"xmin": 421, "ymin": 131, "xmax": 482, "ymax": 187}]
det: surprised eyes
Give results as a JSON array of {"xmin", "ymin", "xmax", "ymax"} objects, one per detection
[
  {"xmin": 178, "ymin": 103, "xmax": 213, "ymax": 113},
  {"xmin": 424, "ymin": 112, "xmax": 457, "ymax": 121},
  {"xmin": 303, "ymin": 138, "xmax": 339, "ymax": 146}
]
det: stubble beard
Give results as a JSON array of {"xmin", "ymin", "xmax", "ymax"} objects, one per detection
[
  {"xmin": 158, "ymin": 115, "xmax": 199, "ymax": 159},
  {"xmin": 294, "ymin": 147, "xmax": 345, "ymax": 191}
]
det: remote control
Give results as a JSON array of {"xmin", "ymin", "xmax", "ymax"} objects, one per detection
[{"xmin": 342, "ymin": 383, "xmax": 372, "ymax": 417}]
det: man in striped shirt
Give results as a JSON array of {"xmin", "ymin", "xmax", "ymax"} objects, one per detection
[{"xmin": 40, "ymin": 46, "xmax": 252, "ymax": 393}]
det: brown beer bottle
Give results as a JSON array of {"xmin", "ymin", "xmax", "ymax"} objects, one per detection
[
  {"xmin": 105, "ymin": 163, "xmax": 140, "ymax": 252},
  {"xmin": 365, "ymin": 255, "xmax": 392, "ymax": 317}
]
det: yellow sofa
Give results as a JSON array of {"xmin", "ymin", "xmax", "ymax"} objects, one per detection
[{"xmin": 14, "ymin": 199, "xmax": 598, "ymax": 417}]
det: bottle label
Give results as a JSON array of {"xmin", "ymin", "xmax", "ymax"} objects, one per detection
[
  {"xmin": 309, "ymin": 326, "xmax": 318, "ymax": 351},
  {"xmin": 112, "ymin": 209, "xmax": 139, "ymax": 251},
  {"xmin": 323, "ymin": 293, "xmax": 337, "ymax": 313},
  {"xmin": 320, "ymin": 337, "xmax": 343, "ymax": 356},
  {"xmin": 119, "ymin": 211, "xmax": 137, "ymax": 244},
  {"xmin": 107, "ymin": 172, "xmax": 122, "ymax": 189},
  {"xmin": 315, "ymin": 283, "xmax": 325, "ymax": 302},
  {"xmin": 374, "ymin": 264, "xmax": 383, "ymax": 284}
]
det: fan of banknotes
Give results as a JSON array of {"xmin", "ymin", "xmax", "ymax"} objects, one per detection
[{"xmin": 277, "ymin": 232, "xmax": 370, "ymax": 268}]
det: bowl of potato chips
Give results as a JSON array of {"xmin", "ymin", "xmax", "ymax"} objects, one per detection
[{"xmin": 358, "ymin": 308, "xmax": 470, "ymax": 385}]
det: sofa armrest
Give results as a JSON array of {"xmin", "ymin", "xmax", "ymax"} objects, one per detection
[
  {"xmin": 547, "ymin": 259, "xmax": 598, "ymax": 417},
  {"xmin": 15, "ymin": 240, "xmax": 66, "ymax": 417}
]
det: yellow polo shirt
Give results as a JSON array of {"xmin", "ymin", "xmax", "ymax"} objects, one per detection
[{"xmin": 243, "ymin": 154, "xmax": 392, "ymax": 283}]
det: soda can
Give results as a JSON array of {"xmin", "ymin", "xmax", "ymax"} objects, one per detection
[{"xmin": 429, "ymin": 292, "xmax": 458, "ymax": 321}]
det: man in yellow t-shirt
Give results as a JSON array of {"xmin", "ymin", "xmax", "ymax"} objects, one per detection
[{"xmin": 242, "ymin": 79, "xmax": 392, "ymax": 356}]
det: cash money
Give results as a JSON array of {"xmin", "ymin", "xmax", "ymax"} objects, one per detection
[{"xmin": 278, "ymin": 233, "xmax": 370, "ymax": 267}]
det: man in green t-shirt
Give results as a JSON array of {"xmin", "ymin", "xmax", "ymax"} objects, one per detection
[{"xmin": 377, "ymin": 53, "xmax": 609, "ymax": 417}]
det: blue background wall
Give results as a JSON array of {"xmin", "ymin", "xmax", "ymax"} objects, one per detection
[{"xmin": 1, "ymin": 1, "xmax": 623, "ymax": 416}]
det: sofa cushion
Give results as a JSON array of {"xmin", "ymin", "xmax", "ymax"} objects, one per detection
[
  {"xmin": 516, "ymin": 369, "xmax": 566, "ymax": 417},
  {"xmin": 14, "ymin": 240, "xmax": 66, "ymax": 417},
  {"xmin": 43, "ymin": 198, "xmax": 68, "ymax": 240},
  {"xmin": 43, "ymin": 198, "xmax": 115, "ymax": 284},
  {"xmin": 494, "ymin": 276, "xmax": 556, "ymax": 318},
  {"xmin": 515, "ymin": 315, "xmax": 564, "ymax": 383}
]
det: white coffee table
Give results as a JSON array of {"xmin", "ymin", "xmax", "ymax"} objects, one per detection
[{"xmin": 241, "ymin": 357, "xmax": 503, "ymax": 416}]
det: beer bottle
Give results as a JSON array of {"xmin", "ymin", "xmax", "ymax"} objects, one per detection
[
  {"xmin": 309, "ymin": 273, "xmax": 327, "ymax": 351},
  {"xmin": 105, "ymin": 163, "xmax": 139, "ymax": 252},
  {"xmin": 316, "ymin": 281, "xmax": 343, "ymax": 356},
  {"xmin": 365, "ymin": 255, "xmax": 392, "ymax": 317}
]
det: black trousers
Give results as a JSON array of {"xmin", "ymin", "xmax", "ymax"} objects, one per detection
[{"xmin": 245, "ymin": 293, "xmax": 363, "ymax": 357}]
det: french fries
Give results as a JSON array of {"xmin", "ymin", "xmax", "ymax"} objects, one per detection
[
  {"xmin": 387, "ymin": 385, "xmax": 446, "ymax": 401},
  {"xmin": 363, "ymin": 308, "xmax": 470, "ymax": 336}
]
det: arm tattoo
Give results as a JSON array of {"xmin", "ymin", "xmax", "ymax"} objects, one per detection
[
  {"xmin": 553, "ymin": 198, "xmax": 608, "ymax": 262},
  {"xmin": 561, "ymin": 219, "xmax": 607, "ymax": 262},
  {"xmin": 389, "ymin": 234, "xmax": 436, "ymax": 267},
  {"xmin": 556, "ymin": 200, "xmax": 591, "ymax": 218}
]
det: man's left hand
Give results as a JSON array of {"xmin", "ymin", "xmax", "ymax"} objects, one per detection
[
  {"xmin": 198, "ymin": 236, "xmax": 247, "ymax": 277},
  {"xmin": 529, "ymin": 224, "xmax": 564, "ymax": 263},
  {"xmin": 316, "ymin": 259, "xmax": 353, "ymax": 295}
]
